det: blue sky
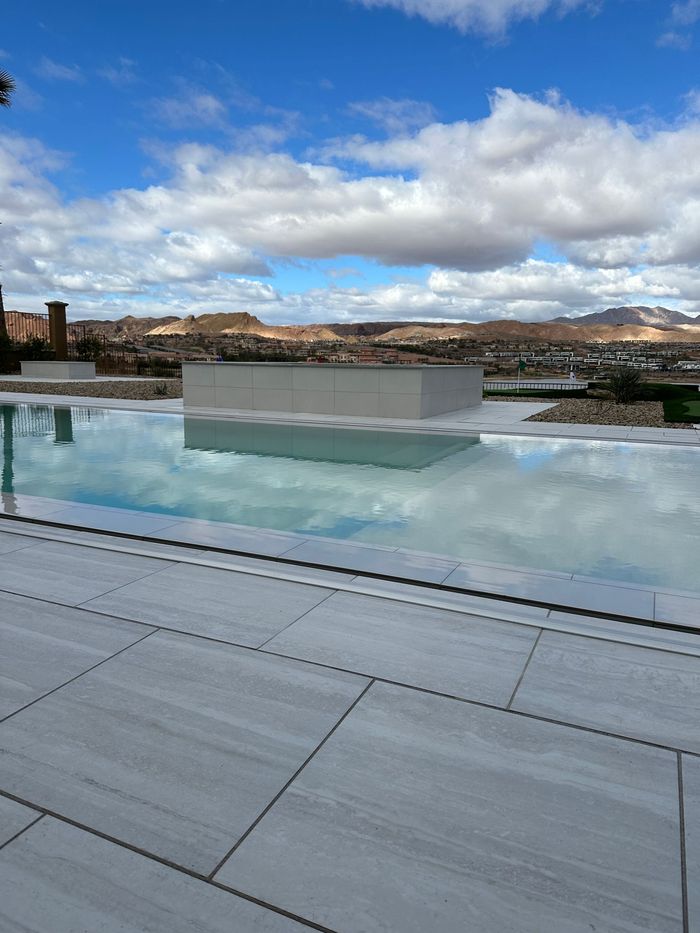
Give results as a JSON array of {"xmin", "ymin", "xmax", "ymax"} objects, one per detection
[{"xmin": 2, "ymin": 0, "xmax": 700, "ymax": 322}]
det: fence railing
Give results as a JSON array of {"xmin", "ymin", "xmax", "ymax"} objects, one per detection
[
  {"xmin": 484, "ymin": 380, "xmax": 589, "ymax": 391},
  {"xmin": 0, "ymin": 308, "xmax": 182, "ymax": 378},
  {"xmin": 95, "ymin": 353, "xmax": 181, "ymax": 378}
]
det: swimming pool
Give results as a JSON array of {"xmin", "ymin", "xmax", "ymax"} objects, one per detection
[{"xmin": 1, "ymin": 403, "xmax": 698, "ymax": 592}]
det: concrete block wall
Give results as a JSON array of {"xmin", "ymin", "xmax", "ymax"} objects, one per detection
[
  {"xmin": 20, "ymin": 361, "xmax": 96, "ymax": 380},
  {"xmin": 182, "ymin": 363, "xmax": 484, "ymax": 419}
]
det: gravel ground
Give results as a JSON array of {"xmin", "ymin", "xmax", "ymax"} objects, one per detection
[
  {"xmin": 0, "ymin": 380, "xmax": 183, "ymax": 400},
  {"xmin": 525, "ymin": 397, "xmax": 691, "ymax": 428}
]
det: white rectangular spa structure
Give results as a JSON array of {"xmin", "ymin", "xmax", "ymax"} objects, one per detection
[
  {"xmin": 183, "ymin": 362, "xmax": 484, "ymax": 418},
  {"xmin": 20, "ymin": 361, "xmax": 96, "ymax": 380}
]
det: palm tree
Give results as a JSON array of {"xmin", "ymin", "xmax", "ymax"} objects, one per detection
[{"xmin": 0, "ymin": 70, "xmax": 15, "ymax": 108}]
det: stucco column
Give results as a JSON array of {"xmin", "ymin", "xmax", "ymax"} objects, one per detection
[{"xmin": 46, "ymin": 300, "xmax": 69, "ymax": 360}]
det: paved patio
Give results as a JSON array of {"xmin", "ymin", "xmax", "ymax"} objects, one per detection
[{"xmin": 0, "ymin": 524, "xmax": 697, "ymax": 932}]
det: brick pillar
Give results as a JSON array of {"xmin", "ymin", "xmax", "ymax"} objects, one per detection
[
  {"xmin": 46, "ymin": 300, "xmax": 69, "ymax": 360},
  {"xmin": 0, "ymin": 283, "xmax": 7, "ymax": 338}
]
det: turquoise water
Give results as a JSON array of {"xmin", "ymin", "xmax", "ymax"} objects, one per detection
[{"xmin": 1, "ymin": 403, "xmax": 698, "ymax": 591}]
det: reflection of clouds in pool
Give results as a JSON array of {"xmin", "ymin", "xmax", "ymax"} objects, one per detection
[{"xmin": 4, "ymin": 406, "xmax": 699, "ymax": 591}]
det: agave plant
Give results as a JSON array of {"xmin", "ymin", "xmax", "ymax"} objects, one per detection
[
  {"xmin": 607, "ymin": 368, "xmax": 643, "ymax": 404},
  {"xmin": 0, "ymin": 70, "xmax": 16, "ymax": 108}
]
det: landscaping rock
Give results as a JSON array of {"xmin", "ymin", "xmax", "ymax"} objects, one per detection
[{"xmin": 0, "ymin": 380, "xmax": 183, "ymax": 401}]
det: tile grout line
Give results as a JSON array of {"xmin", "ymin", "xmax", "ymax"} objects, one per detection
[
  {"xmin": 0, "ymin": 628, "xmax": 160, "ymax": 725},
  {"xmin": 73, "ymin": 563, "xmax": 184, "ymax": 609},
  {"xmin": 2, "ymin": 516, "xmax": 699, "ymax": 632},
  {"xmin": 255, "ymin": 589, "xmax": 340, "ymax": 650},
  {"xmin": 0, "ymin": 789, "xmax": 337, "ymax": 933},
  {"xmin": 206, "ymin": 678, "xmax": 376, "ymax": 881},
  {"xmin": 3, "ymin": 571, "xmax": 699, "ymax": 664},
  {"xmin": 0, "ymin": 813, "xmax": 45, "ymax": 854},
  {"xmin": 678, "ymin": 753, "xmax": 689, "ymax": 933},
  {"xmin": 505, "ymin": 628, "xmax": 543, "ymax": 710},
  {"xmin": 1, "ymin": 578, "xmax": 699, "ymax": 757}
]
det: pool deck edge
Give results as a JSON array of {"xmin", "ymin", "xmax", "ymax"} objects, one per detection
[{"xmin": 1, "ymin": 390, "xmax": 698, "ymax": 445}]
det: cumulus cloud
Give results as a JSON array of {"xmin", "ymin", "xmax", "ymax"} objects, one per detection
[
  {"xmin": 3, "ymin": 88, "xmax": 700, "ymax": 322},
  {"xmin": 354, "ymin": 0, "xmax": 589, "ymax": 35}
]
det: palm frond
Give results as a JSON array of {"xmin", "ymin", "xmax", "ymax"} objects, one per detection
[{"xmin": 0, "ymin": 70, "xmax": 16, "ymax": 108}]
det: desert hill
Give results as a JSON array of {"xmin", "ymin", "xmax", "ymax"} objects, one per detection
[
  {"xmin": 550, "ymin": 306, "xmax": 697, "ymax": 327},
  {"xmin": 72, "ymin": 315, "xmax": 180, "ymax": 341},
  {"xmin": 66, "ymin": 307, "xmax": 700, "ymax": 345},
  {"xmin": 377, "ymin": 319, "xmax": 700, "ymax": 344},
  {"xmin": 146, "ymin": 312, "xmax": 339, "ymax": 343}
]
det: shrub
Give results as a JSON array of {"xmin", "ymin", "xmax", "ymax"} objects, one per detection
[
  {"xmin": 606, "ymin": 368, "xmax": 643, "ymax": 404},
  {"xmin": 17, "ymin": 337, "xmax": 53, "ymax": 360},
  {"xmin": 73, "ymin": 335, "xmax": 105, "ymax": 361}
]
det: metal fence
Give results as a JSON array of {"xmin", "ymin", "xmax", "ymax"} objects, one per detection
[
  {"xmin": 0, "ymin": 310, "xmax": 181, "ymax": 378},
  {"xmin": 484, "ymin": 380, "xmax": 589, "ymax": 391},
  {"xmin": 95, "ymin": 352, "xmax": 181, "ymax": 378}
]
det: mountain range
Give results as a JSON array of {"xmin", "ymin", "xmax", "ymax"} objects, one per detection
[
  {"xmin": 550, "ymin": 306, "xmax": 697, "ymax": 327},
  {"xmin": 69, "ymin": 306, "xmax": 700, "ymax": 345}
]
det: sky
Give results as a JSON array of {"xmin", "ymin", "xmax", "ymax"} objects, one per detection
[{"xmin": 1, "ymin": 0, "xmax": 700, "ymax": 323}]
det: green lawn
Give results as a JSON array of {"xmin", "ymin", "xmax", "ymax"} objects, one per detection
[{"xmin": 663, "ymin": 396, "xmax": 700, "ymax": 424}]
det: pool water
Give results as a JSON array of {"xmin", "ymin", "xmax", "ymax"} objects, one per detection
[{"xmin": 1, "ymin": 403, "xmax": 698, "ymax": 592}]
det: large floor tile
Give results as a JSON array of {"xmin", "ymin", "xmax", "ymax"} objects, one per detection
[
  {"xmin": 218, "ymin": 682, "xmax": 683, "ymax": 933},
  {"xmin": 282, "ymin": 539, "xmax": 459, "ymax": 583},
  {"xmin": 265, "ymin": 591, "xmax": 539, "ymax": 706},
  {"xmin": 444, "ymin": 562, "xmax": 655, "ymax": 618},
  {"xmin": 0, "ymin": 591, "xmax": 153, "ymax": 719},
  {"xmin": 0, "ymin": 631, "xmax": 368, "ymax": 874},
  {"xmin": 0, "ymin": 493, "xmax": 75, "ymax": 519},
  {"xmin": 0, "ymin": 530, "xmax": 41, "ymax": 554},
  {"xmin": 655, "ymin": 592, "xmax": 700, "ymax": 630},
  {"xmin": 352, "ymin": 576, "xmax": 548, "ymax": 620},
  {"xmin": 684, "ymin": 755, "xmax": 700, "ymax": 933},
  {"xmin": 0, "ymin": 818, "xmax": 306, "ymax": 931},
  {"xmin": 160, "ymin": 520, "xmax": 304, "ymax": 557},
  {"xmin": 0, "ymin": 796, "xmax": 39, "ymax": 847},
  {"xmin": 201, "ymin": 550, "xmax": 356, "ymax": 584},
  {"xmin": 42, "ymin": 505, "xmax": 180, "ymax": 536},
  {"xmin": 511, "ymin": 630, "xmax": 700, "ymax": 752},
  {"xmin": 0, "ymin": 540, "xmax": 173, "ymax": 605},
  {"xmin": 83, "ymin": 563, "xmax": 335, "ymax": 647}
]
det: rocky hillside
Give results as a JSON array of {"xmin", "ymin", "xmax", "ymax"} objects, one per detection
[
  {"xmin": 145, "ymin": 312, "xmax": 339, "ymax": 343},
  {"xmin": 66, "ymin": 307, "xmax": 700, "ymax": 345},
  {"xmin": 376, "ymin": 319, "xmax": 700, "ymax": 344},
  {"xmin": 550, "ymin": 306, "xmax": 698, "ymax": 327},
  {"xmin": 72, "ymin": 315, "xmax": 180, "ymax": 341}
]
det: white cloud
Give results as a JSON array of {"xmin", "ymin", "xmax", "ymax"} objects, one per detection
[
  {"xmin": 147, "ymin": 75, "xmax": 302, "ymax": 148},
  {"xmin": 348, "ymin": 97, "xmax": 438, "ymax": 133},
  {"xmin": 670, "ymin": 0, "xmax": 700, "ymax": 26},
  {"xmin": 34, "ymin": 56, "xmax": 84, "ymax": 83},
  {"xmin": 657, "ymin": 30, "xmax": 692, "ymax": 49},
  {"xmin": 657, "ymin": 1, "xmax": 700, "ymax": 49},
  {"xmin": 3, "ymin": 89, "xmax": 700, "ymax": 322},
  {"xmin": 98, "ymin": 57, "xmax": 138, "ymax": 87},
  {"xmin": 149, "ymin": 88, "xmax": 229, "ymax": 128},
  {"xmin": 354, "ymin": 0, "xmax": 589, "ymax": 35}
]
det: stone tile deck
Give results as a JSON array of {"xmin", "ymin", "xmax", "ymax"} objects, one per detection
[{"xmin": 0, "ymin": 527, "xmax": 696, "ymax": 932}]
